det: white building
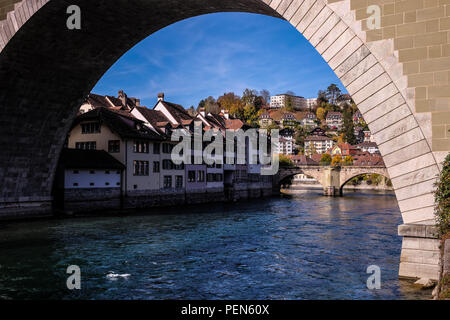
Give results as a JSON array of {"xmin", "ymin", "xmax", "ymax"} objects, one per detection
[
  {"xmin": 276, "ymin": 137, "xmax": 294, "ymax": 155},
  {"xmin": 304, "ymin": 135, "xmax": 334, "ymax": 155},
  {"xmin": 326, "ymin": 112, "xmax": 343, "ymax": 130},
  {"xmin": 59, "ymin": 149, "xmax": 125, "ymax": 189},
  {"xmin": 270, "ymin": 94, "xmax": 316, "ymax": 111},
  {"xmin": 300, "ymin": 112, "xmax": 317, "ymax": 127}
]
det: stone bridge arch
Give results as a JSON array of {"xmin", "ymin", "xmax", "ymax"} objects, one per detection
[
  {"xmin": 278, "ymin": 167, "xmax": 325, "ymax": 188},
  {"xmin": 0, "ymin": 0, "xmax": 447, "ymax": 280},
  {"xmin": 339, "ymin": 167, "xmax": 389, "ymax": 188},
  {"xmin": 338, "ymin": 166, "xmax": 390, "ymax": 192}
]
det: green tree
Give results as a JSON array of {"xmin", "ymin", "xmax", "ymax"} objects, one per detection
[
  {"xmin": 279, "ymin": 154, "xmax": 294, "ymax": 167},
  {"xmin": 316, "ymin": 107, "xmax": 327, "ymax": 121},
  {"xmin": 260, "ymin": 89, "xmax": 270, "ymax": 106},
  {"xmin": 285, "ymin": 96, "xmax": 294, "ymax": 112},
  {"xmin": 320, "ymin": 153, "xmax": 332, "ymax": 166},
  {"xmin": 217, "ymin": 92, "xmax": 240, "ymax": 111},
  {"xmin": 326, "ymin": 84, "xmax": 341, "ymax": 105},
  {"xmin": 343, "ymin": 109, "xmax": 356, "ymax": 145},
  {"xmin": 317, "ymin": 90, "xmax": 328, "ymax": 106},
  {"xmin": 331, "ymin": 154, "xmax": 342, "ymax": 167},
  {"xmin": 242, "ymin": 88, "xmax": 258, "ymax": 106},
  {"xmin": 343, "ymin": 155, "xmax": 353, "ymax": 166},
  {"xmin": 243, "ymin": 103, "xmax": 259, "ymax": 126},
  {"xmin": 435, "ymin": 153, "xmax": 450, "ymax": 237},
  {"xmin": 295, "ymin": 127, "xmax": 307, "ymax": 146}
]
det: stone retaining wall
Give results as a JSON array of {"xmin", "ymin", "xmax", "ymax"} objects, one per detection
[{"xmin": 60, "ymin": 185, "xmax": 273, "ymax": 214}]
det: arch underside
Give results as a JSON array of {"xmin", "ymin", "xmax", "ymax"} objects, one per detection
[
  {"xmin": 0, "ymin": 0, "xmax": 442, "ymax": 225},
  {"xmin": 339, "ymin": 169, "xmax": 390, "ymax": 190}
]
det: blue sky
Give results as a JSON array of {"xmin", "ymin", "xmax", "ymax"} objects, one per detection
[{"xmin": 93, "ymin": 12, "xmax": 346, "ymax": 109}]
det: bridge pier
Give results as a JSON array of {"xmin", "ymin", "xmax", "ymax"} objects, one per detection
[
  {"xmin": 322, "ymin": 168, "xmax": 342, "ymax": 197},
  {"xmin": 398, "ymin": 224, "xmax": 440, "ymax": 281}
]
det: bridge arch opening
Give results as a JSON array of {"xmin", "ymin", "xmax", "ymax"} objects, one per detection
[
  {"xmin": 0, "ymin": 1, "xmax": 443, "ymax": 229},
  {"xmin": 339, "ymin": 172, "xmax": 392, "ymax": 196},
  {"xmin": 278, "ymin": 171, "xmax": 323, "ymax": 191}
]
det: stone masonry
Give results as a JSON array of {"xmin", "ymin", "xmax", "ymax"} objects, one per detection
[{"xmin": 0, "ymin": 0, "xmax": 449, "ymax": 279}]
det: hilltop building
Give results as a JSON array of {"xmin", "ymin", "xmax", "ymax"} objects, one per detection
[{"xmin": 270, "ymin": 94, "xmax": 316, "ymax": 111}]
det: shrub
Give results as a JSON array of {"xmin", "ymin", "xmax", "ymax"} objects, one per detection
[
  {"xmin": 279, "ymin": 154, "xmax": 294, "ymax": 168},
  {"xmin": 435, "ymin": 153, "xmax": 450, "ymax": 238},
  {"xmin": 320, "ymin": 153, "xmax": 332, "ymax": 166}
]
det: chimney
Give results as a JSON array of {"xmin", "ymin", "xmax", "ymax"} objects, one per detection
[
  {"xmin": 134, "ymin": 98, "xmax": 140, "ymax": 107},
  {"xmin": 199, "ymin": 107, "xmax": 205, "ymax": 117},
  {"xmin": 118, "ymin": 90, "xmax": 127, "ymax": 106},
  {"xmin": 222, "ymin": 109, "xmax": 229, "ymax": 119},
  {"xmin": 158, "ymin": 92, "xmax": 165, "ymax": 102}
]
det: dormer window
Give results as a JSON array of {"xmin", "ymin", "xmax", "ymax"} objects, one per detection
[{"xmin": 81, "ymin": 122, "xmax": 100, "ymax": 134}]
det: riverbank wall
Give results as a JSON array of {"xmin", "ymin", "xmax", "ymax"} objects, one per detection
[
  {"xmin": 59, "ymin": 183, "xmax": 274, "ymax": 216},
  {"xmin": 282, "ymin": 181, "xmax": 394, "ymax": 194}
]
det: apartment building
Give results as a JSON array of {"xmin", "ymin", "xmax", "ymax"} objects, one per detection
[
  {"xmin": 270, "ymin": 94, "xmax": 316, "ymax": 111},
  {"xmin": 326, "ymin": 112, "xmax": 343, "ymax": 130},
  {"xmin": 304, "ymin": 135, "xmax": 334, "ymax": 156}
]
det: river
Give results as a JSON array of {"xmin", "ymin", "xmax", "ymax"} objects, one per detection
[{"xmin": 0, "ymin": 190, "xmax": 431, "ymax": 300}]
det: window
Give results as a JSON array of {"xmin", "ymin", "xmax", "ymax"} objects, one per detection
[
  {"xmin": 75, "ymin": 141, "xmax": 96, "ymax": 150},
  {"xmin": 153, "ymin": 143, "xmax": 160, "ymax": 154},
  {"xmin": 81, "ymin": 122, "xmax": 100, "ymax": 134},
  {"xmin": 108, "ymin": 140, "xmax": 120, "ymax": 153},
  {"xmin": 198, "ymin": 171, "xmax": 205, "ymax": 182},
  {"xmin": 163, "ymin": 176, "xmax": 172, "ymax": 189},
  {"xmin": 90, "ymin": 170, "xmax": 95, "ymax": 174},
  {"xmin": 174, "ymin": 163, "xmax": 184, "ymax": 170},
  {"xmin": 163, "ymin": 159, "xmax": 174, "ymax": 170},
  {"xmin": 105, "ymin": 170, "xmax": 110, "ymax": 174},
  {"xmin": 176, "ymin": 176, "xmax": 183, "ymax": 188},
  {"xmin": 153, "ymin": 161, "xmax": 160, "ymax": 173},
  {"xmin": 133, "ymin": 141, "xmax": 149, "ymax": 153},
  {"xmin": 73, "ymin": 170, "xmax": 79, "ymax": 174},
  {"xmin": 215, "ymin": 174, "xmax": 223, "ymax": 182},
  {"xmin": 73, "ymin": 183, "xmax": 78, "ymax": 187},
  {"xmin": 188, "ymin": 171, "xmax": 196, "ymax": 182},
  {"xmin": 207, "ymin": 173, "xmax": 214, "ymax": 182},
  {"xmin": 133, "ymin": 161, "xmax": 149, "ymax": 176},
  {"xmin": 162, "ymin": 143, "xmax": 173, "ymax": 154}
]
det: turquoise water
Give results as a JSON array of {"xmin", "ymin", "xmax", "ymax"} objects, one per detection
[{"xmin": 0, "ymin": 191, "xmax": 431, "ymax": 299}]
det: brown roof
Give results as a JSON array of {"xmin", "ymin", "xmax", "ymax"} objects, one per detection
[
  {"xmin": 288, "ymin": 155, "xmax": 318, "ymax": 165},
  {"xmin": 158, "ymin": 100, "xmax": 193, "ymax": 124},
  {"xmin": 72, "ymin": 107, "xmax": 164, "ymax": 141},
  {"xmin": 85, "ymin": 93, "xmax": 112, "ymax": 108},
  {"xmin": 310, "ymin": 153, "xmax": 323, "ymax": 163},
  {"xmin": 225, "ymin": 119, "xmax": 245, "ymax": 131},
  {"xmin": 135, "ymin": 106, "xmax": 171, "ymax": 136},
  {"xmin": 305, "ymin": 135, "xmax": 333, "ymax": 141}
]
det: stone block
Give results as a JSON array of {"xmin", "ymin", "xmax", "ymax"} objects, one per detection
[
  {"xmin": 392, "ymin": 164, "xmax": 440, "ymax": 190},
  {"xmin": 315, "ymin": 20, "xmax": 348, "ymax": 54},
  {"xmin": 398, "ymin": 192, "xmax": 435, "ymax": 213},
  {"xmin": 378, "ymin": 127, "xmax": 424, "ymax": 156},
  {"xmin": 374, "ymin": 115, "xmax": 419, "ymax": 145},
  {"xmin": 355, "ymin": 80, "xmax": 396, "ymax": 112}
]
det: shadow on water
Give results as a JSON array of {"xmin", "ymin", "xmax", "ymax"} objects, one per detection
[{"xmin": 0, "ymin": 191, "xmax": 431, "ymax": 300}]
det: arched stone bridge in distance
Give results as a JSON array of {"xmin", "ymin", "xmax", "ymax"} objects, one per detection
[{"xmin": 277, "ymin": 165, "xmax": 389, "ymax": 196}]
